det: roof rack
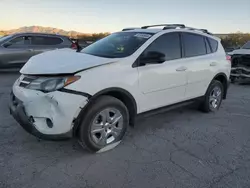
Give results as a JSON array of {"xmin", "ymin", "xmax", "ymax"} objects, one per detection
[
  {"xmin": 122, "ymin": 27, "xmax": 140, "ymax": 31},
  {"xmin": 141, "ymin": 24, "xmax": 185, "ymax": 29},
  {"xmin": 182, "ymin": 27, "xmax": 213, "ymax": 35},
  {"xmin": 121, "ymin": 24, "xmax": 212, "ymax": 35}
]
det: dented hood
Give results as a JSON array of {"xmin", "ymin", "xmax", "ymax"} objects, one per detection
[
  {"xmin": 20, "ymin": 48, "xmax": 119, "ymax": 75},
  {"xmin": 228, "ymin": 49, "xmax": 250, "ymax": 56}
]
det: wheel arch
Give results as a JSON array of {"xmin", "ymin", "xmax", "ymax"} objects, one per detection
[
  {"xmin": 73, "ymin": 87, "xmax": 138, "ymax": 136},
  {"xmin": 211, "ymin": 72, "xmax": 229, "ymax": 99},
  {"xmin": 91, "ymin": 87, "xmax": 138, "ymax": 120}
]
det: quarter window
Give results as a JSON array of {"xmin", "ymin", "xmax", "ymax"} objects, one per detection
[
  {"xmin": 207, "ymin": 37, "xmax": 218, "ymax": 52},
  {"xmin": 142, "ymin": 32, "xmax": 181, "ymax": 61},
  {"xmin": 205, "ymin": 38, "xmax": 212, "ymax": 54},
  {"xmin": 182, "ymin": 33, "xmax": 206, "ymax": 57}
]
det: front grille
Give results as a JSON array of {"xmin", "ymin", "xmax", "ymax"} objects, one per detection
[
  {"xmin": 20, "ymin": 82, "xmax": 28, "ymax": 87},
  {"xmin": 23, "ymin": 76, "xmax": 35, "ymax": 82},
  {"xmin": 19, "ymin": 75, "xmax": 36, "ymax": 88}
]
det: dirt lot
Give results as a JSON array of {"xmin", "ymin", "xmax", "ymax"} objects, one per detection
[{"xmin": 1, "ymin": 72, "xmax": 250, "ymax": 188}]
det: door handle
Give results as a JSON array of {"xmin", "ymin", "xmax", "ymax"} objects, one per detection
[
  {"xmin": 28, "ymin": 49, "xmax": 34, "ymax": 52},
  {"xmin": 210, "ymin": 62, "xmax": 217, "ymax": 66},
  {"xmin": 176, "ymin": 66, "xmax": 187, "ymax": 71}
]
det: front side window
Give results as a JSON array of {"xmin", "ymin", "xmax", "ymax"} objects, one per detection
[
  {"xmin": 141, "ymin": 32, "xmax": 181, "ymax": 61},
  {"xmin": 182, "ymin": 33, "xmax": 206, "ymax": 57},
  {"xmin": 242, "ymin": 41, "xmax": 250, "ymax": 49},
  {"xmin": 81, "ymin": 32, "xmax": 153, "ymax": 58},
  {"xmin": 8, "ymin": 36, "xmax": 31, "ymax": 46}
]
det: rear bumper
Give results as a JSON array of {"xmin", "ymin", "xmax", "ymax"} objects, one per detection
[{"xmin": 9, "ymin": 91, "xmax": 72, "ymax": 141}]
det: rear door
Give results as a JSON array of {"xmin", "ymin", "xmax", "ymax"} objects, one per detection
[
  {"xmin": 30, "ymin": 36, "xmax": 65, "ymax": 56},
  {"xmin": 137, "ymin": 32, "xmax": 187, "ymax": 112},
  {"xmin": 181, "ymin": 32, "xmax": 212, "ymax": 99},
  {"xmin": 0, "ymin": 35, "xmax": 33, "ymax": 68}
]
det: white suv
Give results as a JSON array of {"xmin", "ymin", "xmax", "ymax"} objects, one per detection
[{"xmin": 10, "ymin": 24, "xmax": 231, "ymax": 153}]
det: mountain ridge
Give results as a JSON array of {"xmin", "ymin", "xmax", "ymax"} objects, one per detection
[
  {"xmin": 0, "ymin": 26, "xmax": 238, "ymax": 38},
  {"xmin": 0, "ymin": 26, "xmax": 103, "ymax": 36}
]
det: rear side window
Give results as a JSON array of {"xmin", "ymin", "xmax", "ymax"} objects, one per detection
[
  {"xmin": 207, "ymin": 37, "xmax": 218, "ymax": 52},
  {"xmin": 31, "ymin": 36, "xmax": 63, "ymax": 45},
  {"xmin": 143, "ymin": 32, "xmax": 181, "ymax": 61},
  {"xmin": 182, "ymin": 33, "xmax": 206, "ymax": 57}
]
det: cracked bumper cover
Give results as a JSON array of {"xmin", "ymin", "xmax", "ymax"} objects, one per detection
[
  {"xmin": 9, "ymin": 84, "xmax": 89, "ymax": 141},
  {"xmin": 9, "ymin": 95, "xmax": 71, "ymax": 140}
]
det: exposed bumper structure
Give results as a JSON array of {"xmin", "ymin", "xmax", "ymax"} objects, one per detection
[
  {"xmin": 231, "ymin": 67, "xmax": 250, "ymax": 78},
  {"xmin": 9, "ymin": 84, "xmax": 88, "ymax": 140},
  {"xmin": 231, "ymin": 54, "xmax": 250, "ymax": 79}
]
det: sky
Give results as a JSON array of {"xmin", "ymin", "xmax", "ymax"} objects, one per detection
[{"xmin": 0, "ymin": 0, "xmax": 250, "ymax": 33}]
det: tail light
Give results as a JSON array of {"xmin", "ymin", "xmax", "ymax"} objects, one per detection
[
  {"xmin": 71, "ymin": 43, "xmax": 78, "ymax": 49},
  {"xmin": 226, "ymin": 55, "xmax": 231, "ymax": 62}
]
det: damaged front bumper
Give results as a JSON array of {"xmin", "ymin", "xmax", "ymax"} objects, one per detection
[
  {"xmin": 9, "ymin": 92, "xmax": 71, "ymax": 140},
  {"xmin": 231, "ymin": 54, "xmax": 250, "ymax": 79},
  {"xmin": 231, "ymin": 67, "xmax": 250, "ymax": 78},
  {"xmin": 9, "ymin": 84, "xmax": 89, "ymax": 140}
]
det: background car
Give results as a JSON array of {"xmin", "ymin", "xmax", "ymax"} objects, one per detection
[
  {"xmin": 0, "ymin": 32, "xmax": 77, "ymax": 69},
  {"xmin": 229, "ymin": 41, "xmax": 250, "ymax": 82},
  {"xmin": 225, "ymin": 47, "xmax": 236, "ymax": 53},
  {"xmin": 70, "ymin": 38, "xmax": 91, "ymax": 49}
]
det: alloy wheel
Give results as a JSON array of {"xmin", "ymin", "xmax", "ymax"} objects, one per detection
[
  {"xmin": 90, "ymin": 108, "xmax": 124, "ymax": 146},
  {"xmin": 209, "ymin": 86, "xmax": 222, "ymax": 110}
]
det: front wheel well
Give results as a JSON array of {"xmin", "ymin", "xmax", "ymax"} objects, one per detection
[
  {"xmin": 213, "ymin": 73, "xmax": 228, "ymax": 99},
  {"xmin": 101, "ymin": 90, "xmax": 137, "ymax": 126},
  {"xmin": 73, "ymin": 88, "xmax": 137, "ymax": 137}
]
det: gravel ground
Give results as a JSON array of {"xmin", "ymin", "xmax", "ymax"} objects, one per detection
[{"xmin": 1, "ymin": 72, "xmax": 250, "ymax": 188}]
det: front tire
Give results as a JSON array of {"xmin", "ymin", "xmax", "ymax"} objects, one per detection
[
  {"xmin": 200, "ymin": 80, "xmax": 224, "ymax": 113},
  {"xmin": 78, "ymin": 96, "xmax": 129, "ymax": 153}
]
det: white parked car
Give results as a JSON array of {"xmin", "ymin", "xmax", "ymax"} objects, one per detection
[{"xmin": 10, "ymin": 24, "xmax": 231, "ymax": 153}]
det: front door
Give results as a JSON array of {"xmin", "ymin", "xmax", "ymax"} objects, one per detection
[
  {"xmin": 137, "ymin": 32, "xmax": 187, "ymax": 112},
  {"xmin": 0, "ymin": 36, "xmax": 34, "ymax": 68}
]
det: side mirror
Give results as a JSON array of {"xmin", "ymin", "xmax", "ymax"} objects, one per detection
[
  {"xmin": 140, "ymin": 51, "xmax": 165, "ymax": 65},
  {"xmin": 3, "ymin": 42, "xmax": 12, "ymax": 48}
]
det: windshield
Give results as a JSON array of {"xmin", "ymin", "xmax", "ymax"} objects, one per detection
[
  {"xmin": 242, "ymin": 41, "xmax": 250, "ymax": 49},
  {"xmin": 225, "ymin": 48, "xmax": 234, "ymax": 52},
  {"xmin": 81, "ymin": 32, "xmax": 153, "ymax": 58},
  {"xmin": 0, "ymin": 35, "xmax": 13, "ymax": 43}
]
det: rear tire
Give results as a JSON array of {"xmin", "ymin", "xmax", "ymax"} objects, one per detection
[
  {"xmin": 199, "ymin": 80, "xmax": 224, "ymax": 113},
  {"xmin": 77, "ymin": 96, "xmax": 129, "ymax": 153}
]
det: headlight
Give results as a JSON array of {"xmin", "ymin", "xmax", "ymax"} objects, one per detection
[{"xmin": 26, "ymin": 76, "xmax": 80, "ymax": 92}]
